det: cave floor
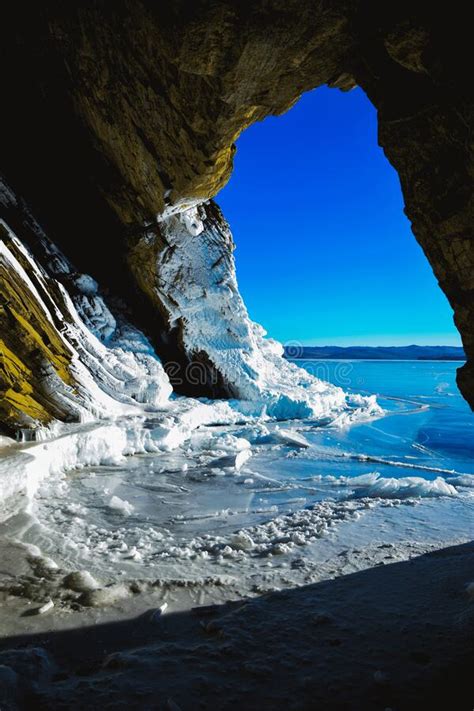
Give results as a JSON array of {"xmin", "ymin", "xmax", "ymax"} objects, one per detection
[{"xmin": 1, "ymin": 540, "xmax": 473, "ymax": 710}]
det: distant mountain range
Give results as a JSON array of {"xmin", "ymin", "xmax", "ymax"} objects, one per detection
[{"xmin": 284, "ymin": 345, "xmax": 466, "ymax": 361}]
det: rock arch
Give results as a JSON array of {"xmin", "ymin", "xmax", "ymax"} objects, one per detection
[{"xmin": 1, "ymin": 1, "xmax": 473, "ymax": 426}]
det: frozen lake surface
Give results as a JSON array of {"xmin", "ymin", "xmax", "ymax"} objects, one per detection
[{"xmin": 1, "ymin": 360, "xmax": 473, "ymax": 609}]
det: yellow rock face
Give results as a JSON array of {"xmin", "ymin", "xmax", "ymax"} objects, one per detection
[{"xmin": 0, "ymin": 223, "xmax": 76, "ymax": 431}]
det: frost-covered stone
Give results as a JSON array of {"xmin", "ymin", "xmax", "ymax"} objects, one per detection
[
  {"xmin": 79, "ymin": 584, "xmax": 131, "ymax": 607},
  {"xmin": 63, "ymin": 570, "xmax": 100, "ymax": 593}
]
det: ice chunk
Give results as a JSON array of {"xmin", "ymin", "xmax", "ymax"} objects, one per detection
[
  {"xmin": 62, "ymin": 570, "xmax": 100, "ymax": 593},
  {"xmin": 447, "ymin": 474, "xmax": 474, "ymax": 487},
  {"xmin": 109, "ymin": 496, "xmax": 135, "ymax": 516},
  {"xmin": 346, "ymin": 472, "xmax": 458, "ymax": 499},
  {"xmin": 79, "ymin": 584, "xmax": 131, "ymax": 607},
  {"xmin": 150, "ymin": 425, "xmax": 187, "ymax": 451},
  {"xmin": 234, "ymin": 449, "xmax": 252, "ymax": 471},
  {"xmin": 273, "ymin": 427, "xmax": 310, "ymax": 448},
  {"xmin": 37, "ymin": 599, "xmax": 54, "ymax": 615},
  {"xmin": 230, "ymin": 532, "xmax": 255, "ymax": 551}
]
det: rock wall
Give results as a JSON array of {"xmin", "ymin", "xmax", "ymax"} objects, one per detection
[
  {"xmin": 348, "ymin": 7, "xmax": 474, "ymax": 407},
  {"xmin": 0, "ymin": 178, "xmax": 172, "ymax": 434},
  {"xmin": 1, "ymin": 2, "xmax": 473, "ymax": 429}
]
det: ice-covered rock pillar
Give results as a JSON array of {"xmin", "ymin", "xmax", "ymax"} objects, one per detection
[
  {"xmin": 126, "ymin": 201, "xmax": 240, "ymax": 398},
  {"xmin": 126, "ymin": 200, "xmax": 381, "ymax": 421}
]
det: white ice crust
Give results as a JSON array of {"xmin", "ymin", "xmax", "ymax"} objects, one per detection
[
  {"xmin": 0, "ymin": 399, "xmax": 249, "ymax": 520},
  {"xmin": 316, "ymin": 471, "xmax": 458, "ymax": 498}
]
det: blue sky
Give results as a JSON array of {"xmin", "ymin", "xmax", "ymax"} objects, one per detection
[{"xmin": 217, "ymin": 86, "xmax": 460, "ymax": 347}]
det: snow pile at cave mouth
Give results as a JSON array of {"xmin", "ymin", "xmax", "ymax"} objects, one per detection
[{"xmin": 157, "ymin": 202, "xmax": 381, "ymax": 422}]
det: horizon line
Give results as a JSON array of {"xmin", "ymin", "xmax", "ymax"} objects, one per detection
[{"xmin": 284, "ymin": 343, "xmax": 464, "ymax": 349}]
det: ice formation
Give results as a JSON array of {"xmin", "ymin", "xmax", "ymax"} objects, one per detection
[
  {"xmin": 109, "ymin": 495, "xmax": 135, "ymax": 516},
  {"xmin": 0, "ymin": 178, "xmax": 383, "ymax": 532},
  {"xmin": 0, "ymin": 399, "xmax": 251, "ymax": 520},
  {"xmin": 333, "ymin": 472, "xmax": 458, "ymax": 498},
  {"xmin": 446, "ymin": 474, "xmax": 474, "ymax": 488},
  {"xmin": 1, "ymin": 175, "xmax": 380, "ymax": 433},
  {"xmin": 0, "ymin": 179, "xmax": 172, "ymax": 426},
  {"xmin": 156, "ymin": 202, "xmax": 382, "ymax": 422}
]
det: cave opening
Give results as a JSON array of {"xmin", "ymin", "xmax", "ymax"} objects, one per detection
[{"xmin": 217, "ymin": 85, "xmax": 460, "ymax": 353}]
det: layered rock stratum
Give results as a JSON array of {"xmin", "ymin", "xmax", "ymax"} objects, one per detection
[{"xmin": 1, "ymin": 2, "xmax": 473, "ymax": 431}]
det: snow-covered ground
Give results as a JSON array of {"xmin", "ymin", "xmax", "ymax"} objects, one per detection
[
  {"xmin": 0, "ymin": 366, "xmax": 472, "ymax": 629},
  {"xmin": 0, "ymin": 182, "xmax": 388, "ymax": 613}
]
